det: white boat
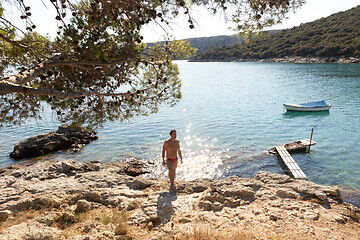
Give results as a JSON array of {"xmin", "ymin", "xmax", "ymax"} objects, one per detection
[{"xmin": 283, "ymin": 100, "xmax": 331, "ymax": 112}]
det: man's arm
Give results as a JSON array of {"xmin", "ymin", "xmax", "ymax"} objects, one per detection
[
  {"xmin": 178, "ymin": 142, "xmax": 183, "ymax": 164},
  {"xmin": 162, "ymin": 141, "xmax": 166, "ymax": 166}
]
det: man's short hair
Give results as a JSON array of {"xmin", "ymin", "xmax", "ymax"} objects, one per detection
[{"xmin": 170, "ymin": 129, "xmax": 176, "ymax": 135}]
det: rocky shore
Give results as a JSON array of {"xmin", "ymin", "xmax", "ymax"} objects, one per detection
[
  {"xmin": 10, "ymin": 124, "xmax": 98, "ymax": 160},
  {"xmin": 0, "ymin": 160, "xmax": 359, "ymax": 239},
  {"xmin": 190, "ymin": 56, "xmax": 360, "ymax": 64}
]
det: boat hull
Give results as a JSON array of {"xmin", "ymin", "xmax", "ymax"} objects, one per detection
[{"xmin": 283, "ymin": 103, "xmax": 331, "ymax": 112}]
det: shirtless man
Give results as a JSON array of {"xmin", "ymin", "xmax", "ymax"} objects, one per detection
[{"xmin": 162, "ymin": 129, "xmax": 183, "ymax": 190}]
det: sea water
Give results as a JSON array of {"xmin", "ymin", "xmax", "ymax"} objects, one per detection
[{"xmin": 1, "ymin": 61, "xmax": 359, "ymax": 205}]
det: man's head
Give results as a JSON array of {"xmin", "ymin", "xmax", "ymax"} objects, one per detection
[{"xmin": 169, "ymin": 129, "xmax": 177, "ymax": 139}]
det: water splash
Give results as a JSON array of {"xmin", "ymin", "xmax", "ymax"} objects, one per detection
[{"xmin": 145, "ymin": 149, "xmax": 224, "ymax": 181}]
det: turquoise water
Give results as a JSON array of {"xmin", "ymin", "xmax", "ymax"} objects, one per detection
[{"xmin": 1, "ymin": 61, "xmax": 359, "ymax": 203}]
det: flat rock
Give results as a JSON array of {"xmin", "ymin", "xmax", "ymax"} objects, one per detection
[{"xmin": 10, "ymin": 124, "xmax": 98, "ymax": 159}]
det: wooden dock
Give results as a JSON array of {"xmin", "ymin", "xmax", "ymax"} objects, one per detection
[
  {"xmin": 269, "ymin": 138, "xmax": 316, "ymax": 154},
  {"xmin": 275, "ymin": 145, "xmax": 308, "ymax": 180}
]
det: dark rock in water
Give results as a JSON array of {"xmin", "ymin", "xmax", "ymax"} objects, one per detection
[{"xmin": 10, "ymin": 124, "xmax": 98, "ymax": 160}]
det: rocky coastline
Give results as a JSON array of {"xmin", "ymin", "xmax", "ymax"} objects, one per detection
[
  {"xmin": 10, "ymin": 124, "xmax": 98, "ymax": 160},
  {"xmin": 190, "ymin": 56, "xmax": 360, "ymax": 64},
  {"xmin": 0, "ymin": 159, "xmax": 359, "ymax": 239}
]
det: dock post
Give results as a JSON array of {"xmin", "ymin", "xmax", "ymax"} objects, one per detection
[{"xmin": 308, "ymin": 126, "xmax": 316, "ymax": 152}]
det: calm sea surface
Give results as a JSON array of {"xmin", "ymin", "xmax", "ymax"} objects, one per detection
[{"xmin": 1, "ymin": 61, "xmax": 360, "ymax": 205}]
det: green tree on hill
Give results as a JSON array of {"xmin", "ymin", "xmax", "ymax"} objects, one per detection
[
  {"xmin": 193, "ymin": 5, "xmax": 360, "ymax": 61},
  {"xmin": 0, "ymin": 0, "xmax": 305, "ymax": 127}
]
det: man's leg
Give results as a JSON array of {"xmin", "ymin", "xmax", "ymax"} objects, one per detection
[
  {"xmin": 167, "ymin": 160, "xmax": 177, "ymax": 188},
  {"xmin": 169, "ymin": 169, "xmax": 175, "ymax": 186}
]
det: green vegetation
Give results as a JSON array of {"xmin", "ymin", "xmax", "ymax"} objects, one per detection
[
  {"xmin": 187, "ymin": 35, "xmax": 244, "ymax": 54},
  {"xmin": 148, "ymin": 35, "xmax": 244, "ymax": 55},
  {"xmin": 192, "ymin": 6, "xmax": 360, "ymax": 61},
  {"xmin": 149, "ymin": 30, "xmax": 282, "ymax": 57}
]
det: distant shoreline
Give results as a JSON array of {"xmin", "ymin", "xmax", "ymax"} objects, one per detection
[{"xmin": 189, "ymin": 56, "xmax": 360, "ymax": 64}]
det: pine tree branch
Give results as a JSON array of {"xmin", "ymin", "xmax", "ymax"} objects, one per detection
[
  {"xmin": 0, "ymin": 80, "xmax": 152, "ymax": 99},
  {"xmin": 1, "ymin": 63, "xmax": 45, "ymax": 85}
]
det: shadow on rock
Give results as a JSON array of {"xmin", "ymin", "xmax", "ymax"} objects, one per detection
[{"xmin": 154, "ymin": 191, "xmax": 178, "ymax": 226}]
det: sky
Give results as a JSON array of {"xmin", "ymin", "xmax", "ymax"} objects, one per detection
[
  {"xmin": 141, "ymin": 0, "xmax": 360, "ymax": 42},
  {"xmin": 5, "ymin": 0, "xmax": 360, "ymax": 42}
]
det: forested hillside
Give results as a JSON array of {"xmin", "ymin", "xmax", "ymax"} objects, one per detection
[
  {"xmin": 147, "ymin": 30, "xmax": 281, "ymax": 55},
  {"xmin": 191, "ymin": 5, "xmax": 360, "ymax": 61},
  {"xmin": 146, "ymin": 35, "xmax": 244, "ymax": 55},
  {"xmin": 186, "ymin": 35, "xmax": 244, "ymax": 53}
]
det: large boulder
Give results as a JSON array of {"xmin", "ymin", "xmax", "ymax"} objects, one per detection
[{"xmin": 10, "ymin": 124, "xmax": 98, "ymax": 159}]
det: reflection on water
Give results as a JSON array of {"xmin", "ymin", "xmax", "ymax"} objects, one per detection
[
  {"xmin": 145, "ymin": 149, "xmax": 224, "ymax": 181},
  {"xmin": 283, "ymin": 110, "xmax": 330, "ymax": 118},
  {"xmin": 145, "ymin": 129, "xmax": 224, "ymax": 181},
  {"xmin": 145, "ymin": 137, "xmax": 283, "ymax": 182}
]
